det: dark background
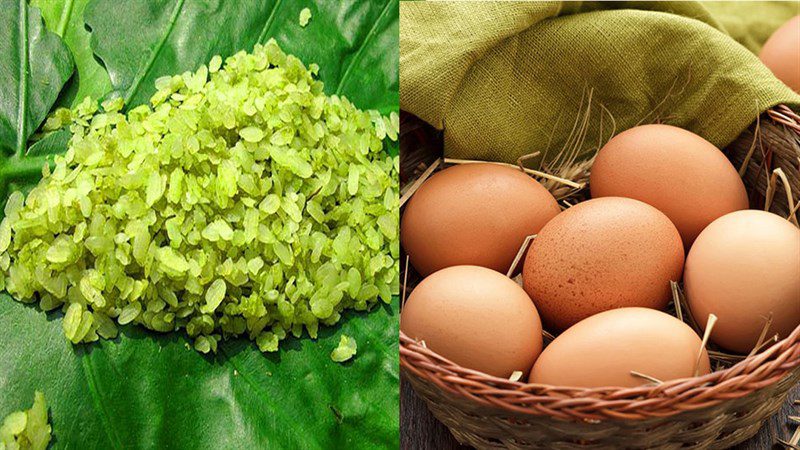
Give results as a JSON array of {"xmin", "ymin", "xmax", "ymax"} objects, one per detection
[{"xmin": 400, "ymin": 378, "xmax": 800, "ymax": 449}]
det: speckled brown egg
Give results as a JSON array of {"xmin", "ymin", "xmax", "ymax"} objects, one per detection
[
  {"xmin": 685, "ymin": 210, "xmax": 800, "ymax": 354},
  {"xmin": 401, "ymin": 163, "xmax": 560, "ymax": 276},
  {"xmin": 400, "ymin": 265, "xmax": 543, "ymax": 378},
  {"xmin": 529, "ymin": 307, "xmax": 711, "ymax": 388},
  {"xmin": 522, "ymin": 197, "xmax": 684, "ymax": 331},
  {"xmin": 590, "ymin": 124, "xmax": 748, "ymax": 249},
  {"xmin": 760, "ymin": 16, "xmax": 800, "ymax": 93}
]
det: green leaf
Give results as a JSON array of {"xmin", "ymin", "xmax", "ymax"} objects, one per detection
[
  {"xmin": 83, "ymin": 0, "xmax": 398, "ymax": 113},
  {"xmin": 31, "ymin": 0, "xmax": 113, "ymax": 107},
  {"xmin": 0, "ymin": 2, "xmax": 73, "ymax": 158},
  {"xmin": 26, "ymin": 128, "xmax": 71, "ymax": 157},
  {"xmin": 0, "ymin": 296, "xmax": 399, "ymax": 449}
]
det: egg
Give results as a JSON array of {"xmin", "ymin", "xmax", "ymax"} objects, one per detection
[
  {"xmin": 760, "ymin": 16, "xmax": 800, "ymax": 93},
  {"xmin": 684, "ymin": 210, "xmax": 800, "ymax": 354},
  {"xmin": 529, "ymin": 308, "xmax": 711, "ymax": 387},
  {"xmin": 401, "ymin": 163, "xmax": 560, "ymax": 276},
  {"xmin": 522, "ymin": 197, "xmax": 684, "ymax": 331},
  {"xmin": 400, "ymin": 265, "xmax": 543, "ymax": 378},
  {"xmin": 590, "ymin": 124, "xmax": 748, "ymax": 248}
]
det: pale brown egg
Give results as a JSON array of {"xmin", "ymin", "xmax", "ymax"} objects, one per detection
[
  {"xmin": 590, "ymin": 124, "xmax": 748, "ymax": 249},
  {"xmin": 401, "ymin": 163, "xmax": 560, "ymax": 276},
  {"xmin": 529, "ymin": 308, "xmax": 711, "ymax": 387},
  {"xmin": 522, "ymin": 197, "xmax": 684, "ymax": 331},
  {"xmin": 760, "ymin": 16, "xmax": 800, "ymax": 93},
  {"xmin": 685, "ymin": 210, "xmax": 800, "ymax": 354},
  {"xmin": 400, "ymin": 265, "xmax": 543, "ymax": 378}
]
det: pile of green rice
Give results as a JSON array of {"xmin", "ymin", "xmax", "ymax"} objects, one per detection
[
  {"xmin": 0, "ymin": 39, "xmax": 399, "ymax": 353},
  {"xmin": 0, "ymin": 392, "xmax": 50, "ymax": 450}
]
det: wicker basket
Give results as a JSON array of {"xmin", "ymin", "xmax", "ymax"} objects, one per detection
[{"xmin": 399, "ymin": 106, "xmax": 800, "ymax": 449}]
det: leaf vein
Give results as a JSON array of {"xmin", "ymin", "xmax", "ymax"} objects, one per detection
[
  {"xmin": 123, "ymin": 0, "xmax": 186, "ymax": 105},
  {"xmin": 56, "ymin": 0, "xmax": 75, "ymax": 37},
  {"xmin": 80, "ymin": 356, "xmax": 124, "ymax": 450},
  {"xmin": 15, "ymin": 0, "xmax": 29, "ymax": 158},
  {"xmin": 335, "ymin": 0, "xmax": 394, "ymax": 96},
  {"xmin": 256, "ymin": 0, "xmax": 283, "ymax": 44}
]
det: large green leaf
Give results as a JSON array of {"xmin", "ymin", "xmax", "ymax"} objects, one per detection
[
  {"xmin": 0, "ymin": 2, "xmax": 73, "ymax": 193},
  {"xmin": 84, "ymin": 0, "xmax": 399, "ymax": 114},
  {"xmin": 0, "ymin": 1, "xmax": 400, "ymax": 448},
  {"xmin": 31, "ymin": 0, "xmax": 114, "ymax": 107},
  {"xmin": 0, "ymin": 297, "xmax": 399, "ymax": 449}
]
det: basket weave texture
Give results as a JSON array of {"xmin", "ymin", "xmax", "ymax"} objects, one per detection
[{"xmin": 399, "ymin": 106, "xmax": 800, "ymax": 449}]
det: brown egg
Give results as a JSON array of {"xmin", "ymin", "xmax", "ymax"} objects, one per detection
[
  {"xmin": 401, "ymin": 163, "xmax": 560, "ymax": 276},
  {"xmin": 522, "ymin": 197, "xmax": 684, "ymax": 331},
  {"xmin": 760, "ymin": 16, "xmax": 800, "ymax": 93},
  {"xmin": 685, "ymin": 210, "xmax": 800, "ymax": 354},
  {"xmin": 529, "ymin": 308, "xmax": 711, "ymax": 387},
  {"xmin": 590, "ymin": 124, "xmax": 748, "ymax": 249},
  {"xmin": 400, "ymin": 265, "xmax": 543, "ymax": 378}
]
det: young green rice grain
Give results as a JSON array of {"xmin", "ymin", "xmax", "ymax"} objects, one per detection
[
  {"xmin": 299, "ymin": 8, "xmax": 312, "ymax": 27},
  {"xmin": 1, "ymin": 39, "xmax": 399, "ymax": 353},
  {"xmin": 331, "ymin": 334, "xmax": 357, "ymax": 363},
  {"xmin": 0, "ymin": 392, "xmax": 50, "ymax": 450}
]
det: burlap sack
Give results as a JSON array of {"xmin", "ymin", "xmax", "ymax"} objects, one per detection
[{"xmin": 400, "ymin": 1, "xmax": 800, "ymax": 165}]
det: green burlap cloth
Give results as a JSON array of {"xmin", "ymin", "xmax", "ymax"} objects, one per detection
[{"xmin": 400, "ymin": 1, "xmax": 800, "ymax": 165}]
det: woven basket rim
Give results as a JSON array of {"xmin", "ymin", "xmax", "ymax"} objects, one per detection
[
  {"xmin": 401, "ymin": 326, "xmax": 800, "ymax": 421},
  {"xmin": 399, "ymin": 105, "xmax": 800, "ymax": 422}
]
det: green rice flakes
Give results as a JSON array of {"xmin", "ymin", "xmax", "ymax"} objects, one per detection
[
  {"xmin": 330, "ymin": 334, "xmax": 357, "ymax": 363},
  {"xmin": 1, "ymin": 39, "xmax": 399, "ymax": 353},
  {"xmin": 0, "ymin": 392, "xmax": 50, "ymax": 450},
  {"xmin": 299, "ymin": 8, "xmax": 312, "ymax": 27}
]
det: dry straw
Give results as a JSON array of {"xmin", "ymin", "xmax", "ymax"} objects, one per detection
[{"xmin": 399, "ymin": 104, "xmax": 800, "ymax": 449}]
